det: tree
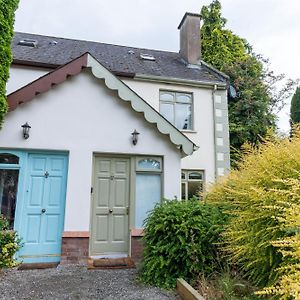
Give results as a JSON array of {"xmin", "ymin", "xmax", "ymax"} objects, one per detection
[
  {"xmin": 200, "ymin": 0, "xmax": 297, "ymax": 163},
  {"xmin": 290, "ymin": 86, "xmax": 300, "ymax": 124},
  {"xmin": 0, "ymin": 0, "xmax": 19, "ymax": 127}
]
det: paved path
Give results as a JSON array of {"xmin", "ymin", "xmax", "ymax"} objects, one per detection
[{"xmin": 0, "ymin": 265, "xmax": 179, "ymax": 300}]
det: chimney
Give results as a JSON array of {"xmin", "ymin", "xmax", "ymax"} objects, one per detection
[{"xmin": 178, "ymin": 12, "xmax": 201, "ymax": 65}]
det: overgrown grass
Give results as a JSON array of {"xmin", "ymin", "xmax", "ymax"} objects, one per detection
[{"xmin": 196, "ymin": 271, "xmax": 261, "ymax": 300}]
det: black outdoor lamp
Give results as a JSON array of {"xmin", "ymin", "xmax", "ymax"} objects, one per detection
[
  {"xmin": 131, "ymin": 129, "xmax": 140, "ymax": 145},
  {"xmin": 21, "ymin": 122, "xmax": 31, "ymax": 139}
]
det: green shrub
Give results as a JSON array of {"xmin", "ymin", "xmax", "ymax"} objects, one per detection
[
  {"xmin": 140, "ymin": 199, "xmax": 227, "ymax": 289},
  {"xmin": 205, "ymin": 132, "xmax": 300, "ymax": 290},
  {"xmin": 0, "ymin": 215, "xmax": 21, "ymax": 268}
]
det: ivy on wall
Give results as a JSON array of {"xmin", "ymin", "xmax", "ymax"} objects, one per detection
[{"xmin": 0, "ymin": 0, "xmax": 19, "ymax": 127}]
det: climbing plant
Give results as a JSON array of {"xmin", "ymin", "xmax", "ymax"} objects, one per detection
[{"xmin": 0, "ymin": 0, "xmax": 19, "ymax": 127}]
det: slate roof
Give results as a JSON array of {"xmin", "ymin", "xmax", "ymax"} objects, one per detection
[{"xmin": 12, "ymin": 32, "xmax": 227, "ymax": 85}]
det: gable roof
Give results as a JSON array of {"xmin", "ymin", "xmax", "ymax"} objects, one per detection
[
  {"xmin": 12, "ymin": 32, "xmax": 227, "ymax": 85},
  {"xmin": 7, "ymin": 53, "xmax": 198, "ymax": 156}
]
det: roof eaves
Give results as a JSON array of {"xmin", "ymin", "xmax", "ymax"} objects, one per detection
[
  {"xmin": 200, "ymin": 60, "xmax": 230, "ymax": 81},
  {"xmin": 134, "ymin": 73, "xmax": 227, "ymax": 88}
]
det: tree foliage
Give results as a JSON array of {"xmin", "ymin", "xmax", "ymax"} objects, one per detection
[
  {"xmin": 201, "ymin": 0, "xmax": 297, "ymax": 162},
  {"xmin": 0, "ymin": 0, "xmax": 19, "ymax": 127},
  {"xmin": 290, "ymin": 86, "xmax": 300, "ymax": 124}
]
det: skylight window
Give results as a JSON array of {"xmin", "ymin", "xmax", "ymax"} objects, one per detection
[
  {"xmin": 140, "ymin": 53, "xmax": 155, "ymax": 61},
  {"xmin": 18, "ymin": 39, "xmax": 38, "ymax": 47}
]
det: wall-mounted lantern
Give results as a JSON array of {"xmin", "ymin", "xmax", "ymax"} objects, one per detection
[
  {"xmin": 21, "ymin": 122, "xmax": 31, "ymax": 139},
  {"xmin": 131, "ymin": 129, "xmax": 140, "ymax": 145}
]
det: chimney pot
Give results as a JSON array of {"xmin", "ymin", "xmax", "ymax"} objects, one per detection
[{"xmin": 178, "ymin": 12, "xmax": 201, "ymax": 65}]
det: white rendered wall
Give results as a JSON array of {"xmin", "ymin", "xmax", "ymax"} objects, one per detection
[
  {"xmin": 6, "ymin": 65, "xmax": 49, "ymax": 94},
  {"xmin": 0, "ymin": 70, "xmax": 182, "ymax": 231},
  {"xmin": 123, "ymin": 78, "xmax": 222, "ymax": 184}
]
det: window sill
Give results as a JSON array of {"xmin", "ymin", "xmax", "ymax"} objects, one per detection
[{"xmin": 180, "ymin": 130, "xmax": 197, "ymax": 134}]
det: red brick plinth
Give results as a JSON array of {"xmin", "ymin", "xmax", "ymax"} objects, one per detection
[{"xmin": 60, "ymin": 237, "xmax": 89, "ymax": 265}]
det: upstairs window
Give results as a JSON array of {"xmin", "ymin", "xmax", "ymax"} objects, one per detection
[{"xmin": 160, "ymin": 91, "xmax": 193, "ymax": 130}]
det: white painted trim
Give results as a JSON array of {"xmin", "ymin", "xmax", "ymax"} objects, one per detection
[{"xmin": 86, "ymin": 54, "xmax": 197, "ymax": 156}]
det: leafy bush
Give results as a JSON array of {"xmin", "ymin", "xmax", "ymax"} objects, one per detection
[
  {"xmin": 205, "ymin": 132, "xmax": 300, "ymax": 291},
  {"xmin": 140, "ymin": 199, "xmax": 227, "ymax": 289},
  {"xmin": 256, "ymin": 179, "xmax": 300, "ymax": 298},
  {"xmin": 0, "ymin": 215, "xmax": 21, "ymax": 268}
]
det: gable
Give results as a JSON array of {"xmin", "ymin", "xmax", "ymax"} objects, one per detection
[{"xmin": 7, "ymin": 53, "xmax": 197, "ymax": 156}]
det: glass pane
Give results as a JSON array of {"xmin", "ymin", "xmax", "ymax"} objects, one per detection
[
  {"xmin": 181, "ymin": 182, "xmax": 187, "ymax": 200},
  {"xmin": 189, "ymin": 172, "xmax": 203, "ymax": 180},
  {"xmin": 181, "ymin": 172, "xmax": 186, "ymax": 180},
  {"xmin": 0, "ymin": 169, "xmax": 19, "ymax": 229},
  {"xmin": 160, "ymin": 103, "xmax": 174, "ymax": 124},
  {"xmin": 188, "ymin": 181, "xmax": 203, "ymax": 200},
  {"xmin": 138, "ymin": 158, "xmax": 160, "ymax": 170},
  {"xmin": 160, "ymin": 92, "xmax": 175, "ymax": 102},
  {"xmin": 0, "ymin": 153, "xmax": 19, "ymax": 164},
  {"xmin": 135, "ymin": 174, "xmax": 161, "ymax": 228},
  {"xmin": 176, "ymin": 93, "xmax": 192, "ymax": 103},
  {"xmin": 175, "ymin": 103, "xmax": 192, "ymax": 130}
]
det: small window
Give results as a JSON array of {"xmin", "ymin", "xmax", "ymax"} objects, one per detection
[
  {"xmin": 181, "ymin": 170, "xmax": 204, "ymax": 200},
  {"xmin": 160, "ymin": 91, "xmax": 193, "ymax": 130},
  {"xmin": 0, "ymin": 153, "xmax": 19, "ymax": 165},
  {"xmin": 18, "ymin": 39, "xmax": 38, "ymax": 47},
  {"xmin": 136, "ymin": 157, "xmax": 162, "ymax": 172}
]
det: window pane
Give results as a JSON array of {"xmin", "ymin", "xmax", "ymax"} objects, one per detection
[
  {"xmin": 181, "ymin": 172, "xmax": 186, "ymax": 180},
  {"xmin": 181, "ymin": 182, "xmax": 187, "ymax": 200},
  {"xmin": 175, "ymin": 103, "xmax": 192, "ymax": 130},
  {"xmin": 160, "ymin": 103, "xmax": 174, "ymax": 124},
  {"xmin": 135, "ymin": 174, "xmax": 161, "ymax": 228},
  {"xmin": 189, "ymin": 172, "xmax": 203, "ymax": 180},
  {"xmin": 188, "ymin": 181, "xmax": 203, "ymax": 199},
  {"xmin": 176, "ymin": 93, "xmax": 192, "ymax": 103},
  {"xmin": 0, "ymin": 169, "xmax": 19, "ymax": 229},
  {"xmin": 160, "ymin": 92, "xmax": 175, "ymax": 102},
  {"xmin": 0, "ymin": 153, "xmax": 19, "ymax": 164},
  {"xmin": 138, "ymin": 158, "xmax": 160, "ymax": 170}
]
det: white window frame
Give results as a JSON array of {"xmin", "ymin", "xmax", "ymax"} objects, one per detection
[
  {"xmin": 159, "ymin": 90, "xmax": 194, "ymax": 131},
  {"xmin": 181, "ymin": 170, "xmax": 205, "ymax": 200}
]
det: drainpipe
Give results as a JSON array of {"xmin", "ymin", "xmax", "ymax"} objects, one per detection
[{"xmin": 212, "ymin": 84, "xmax": 218, "ymax": 180}]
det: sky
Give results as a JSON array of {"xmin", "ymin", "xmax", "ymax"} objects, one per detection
[{"xmin": 14, "ymin": 0, "xmax": 300, "ymax": 132}]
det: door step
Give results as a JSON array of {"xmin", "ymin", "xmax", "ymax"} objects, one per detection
[
  {"xmin": 88, "ymin": 257, "xmax": 135, "ymax": 269},
  {"xmin": 18, "ymin": 262, "xmax": 59, "ymax": 270}
]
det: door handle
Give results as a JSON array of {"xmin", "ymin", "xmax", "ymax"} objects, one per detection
[
  {"xmin": 41, "ymin": 208, "xmax": 46, "ymax": 214},
  {"xmin": 109, "ymin": 209, "xmax": 113, "ymax": 213}
]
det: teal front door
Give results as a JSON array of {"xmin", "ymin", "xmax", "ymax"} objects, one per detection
[{"xmin": 16, "ymin": 153, "xmax": 68, "ymax": 263}]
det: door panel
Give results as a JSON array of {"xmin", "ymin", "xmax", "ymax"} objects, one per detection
[
  {"xmin": 91, "ymin": 157, "xmax": 129, "ymax": 255},
  {"xmin": 17, "ymin": 153, "xmax": 68, "ymax": 263}
]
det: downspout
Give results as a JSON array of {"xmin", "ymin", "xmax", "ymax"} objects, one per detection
[{"xmin": 212, "ymin": 84, "xmax": 218, "ymax": 180}]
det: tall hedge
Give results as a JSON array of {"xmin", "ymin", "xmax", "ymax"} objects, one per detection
[
  {"xmin": 205, "ymin": 132, "xmax": 300, "ymax": 296},
  {"xmin": 0, "ymin": 0, "xmax": 19, "ymax": 127}
]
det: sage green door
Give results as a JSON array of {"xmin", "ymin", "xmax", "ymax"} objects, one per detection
[{"xmin": 91, "ymin": 157, "xmax": 129, "ymax": 255}]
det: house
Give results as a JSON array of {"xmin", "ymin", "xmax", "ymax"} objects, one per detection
[{"xmin": 0, "ymin": 13, "xmax": 230, "ymax": 266}]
